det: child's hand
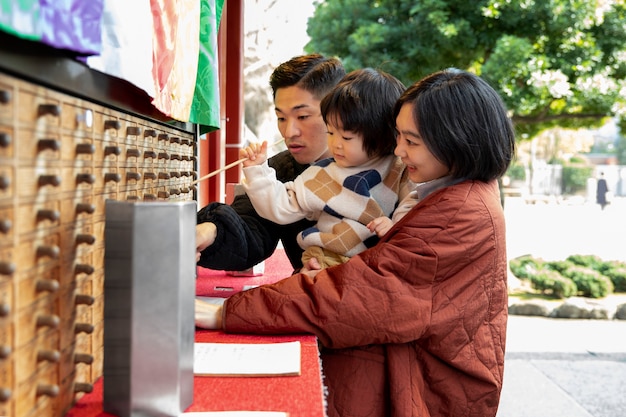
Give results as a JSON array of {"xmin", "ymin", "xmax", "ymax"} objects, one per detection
[
  {"xmin": 367, "ymin": 216, "xmax": 393, "ymax": 237},
  {"xmin": 240, "ymin": 141, "xmax": 268, "ymax": 167}
]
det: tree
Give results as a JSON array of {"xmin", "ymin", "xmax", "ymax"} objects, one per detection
[{"xmin": 306, "ymin": 0, "xmax": 626, "ymax": 137}]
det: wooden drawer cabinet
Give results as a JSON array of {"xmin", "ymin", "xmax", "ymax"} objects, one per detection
[{"xmin": 0, "ymin": 71, "xmax": 197, "ymax": 417}]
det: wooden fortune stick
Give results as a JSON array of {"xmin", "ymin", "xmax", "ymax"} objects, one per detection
[{"xmin": 191, "ymin": 139, "xmax": 284, "ymax": 185}]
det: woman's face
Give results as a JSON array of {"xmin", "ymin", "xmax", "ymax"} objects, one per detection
[{"xmin": 394, "ymin": 103, "xmax": 450, "ymax": 183}]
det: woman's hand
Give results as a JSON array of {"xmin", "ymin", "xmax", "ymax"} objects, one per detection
[{"xmin": 195, "ymin": 299, "xmax": 223, "ymax": 329}]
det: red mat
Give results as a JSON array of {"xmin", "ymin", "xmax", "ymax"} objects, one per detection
[{"xmin": 196, "ymin": 249, "xmax": 294, "ymax": 298}]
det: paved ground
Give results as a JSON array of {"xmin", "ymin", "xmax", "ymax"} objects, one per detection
[{"xmin": 497, "ymin": 197, "xmax": 626, "ymax": 417}]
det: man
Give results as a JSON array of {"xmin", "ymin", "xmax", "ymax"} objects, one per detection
[{"xmin": 196, "ymin": 54, "xmax": 345, "ymax": 271}]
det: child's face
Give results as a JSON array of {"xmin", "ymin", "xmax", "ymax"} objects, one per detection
[
  {"xmin": 326, "ymin": 121, "xmax": 369, "ymax": 168},
  {"xmin": 394, "ymin": 103, "xmax": 450, "ymax": 183}
]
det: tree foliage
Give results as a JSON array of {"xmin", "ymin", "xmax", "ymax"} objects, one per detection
[{"xmin": 306, "ymin": 0, "xmax": 626, "ymax": 137}]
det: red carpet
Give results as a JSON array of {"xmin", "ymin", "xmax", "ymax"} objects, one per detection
[{"xmin": 196, "ymin": 249, "xmax": 294, "ymax": 297}]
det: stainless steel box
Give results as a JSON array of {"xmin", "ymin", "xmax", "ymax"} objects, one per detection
[{"xmin": 103, "ymin": 200, "xmax": 196, "ymax": 417}]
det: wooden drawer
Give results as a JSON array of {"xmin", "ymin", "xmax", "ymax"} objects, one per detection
[
  {"xmin": 0, "ymin": 165, "xmax": 14, "ymax": 200},
  {"xmin": 15, "ymin": 295, "xmax": 59, "ymax": 349},
  {"xmin": 16, "ymin": 129, "xmax": 61, "ymax": 162},
  {"xmin": 17, "ymin": 200, "xmax": 61, "ymax": 237},
  {"xmin": 15, "ymin": 362, "xmax": 58, "ymax": 417},
  {"xmin": 59, "ymin": 191, "xmax": 95, "ymax": 226},
  {"xmin": 15, "ymin": 234, "xmax": 60, "ymax": 272},
  {"xmin": 15, "ymin": 330, "xmax": 59, "ymax": 385},
  {"xmin": 60, "ymin": 102, "xmax": 94, "ymax": 136},
  {"xmin": 16, "ymin": 166, "xmax": 63, "ymax": 198},
  {"xmin": 15, "ymin": 268, "xmax": 60, "ymax": 312},
  {"xmin": 0, "ymin": 204, "xmax": 15, "ymax": 245}
]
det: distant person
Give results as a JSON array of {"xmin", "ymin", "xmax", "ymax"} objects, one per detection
[
  {"xmin": 239, "ymin": 68, "xmax": 408, "ymax": 269},
  {"xmin": 596, "ymin": 172, "xmax": 609, "ymax": 210}
]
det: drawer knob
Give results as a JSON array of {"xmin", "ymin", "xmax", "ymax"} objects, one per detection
[
  {"xmin": 104, "ymin": 173, "xmax": 121, "ymax": 183},
  {"xmin": 75, "ymin": 264, "xmax": 95, "ymax": 275},
  {"xmin": 0, "ymin": 303, "xmax": 10, "ymax": 317},
  {"xmin": 76, "ymin": 234, "xmax": 96, "ymax": 245},
  {"xmin": 0, "ymin": 387, "xmax": 11, "ymax": 402},
  {"xmin": 0, "ymin": 262, "xmax": 15, "ymax": 275},
  {"xmin": 0, "ymin": 132, "xmax": 11, "ymax": 148},
  {"xmin": 170, "ymin": 153, "xmax": 181, "ymax": 161},
  {"xmin": 76, "ymin": 109, "xmax": 93, "ymax": 128},
  {"xmin": 158, "ymin": 133, "xmax": 169, "ymax": 141},
  {"xmin": 0, "ymin": 345, "xmax": 11, "ymax": 358},
  {"xmin": 38, "ymin": 174, "xmax": 61, "ymax": 187},
  {"xmin": 143, "ymin": 193, "xmax": 156, "ymax": 201},
  {"xmin": 0, "ymin": 175, "xmax": 11, "ymax": 190},
  {"xmin": 74, "ymin": 353, "xmax": 94, "ymax": 364},
  {"xmin": 35, "ymin": 279, "xmax": 59, "ymax": 293},
  {"xmin": 74, "ymin": 382, "xmax": 94, "ymax": 393},
  {"xmin": 37, "ymin": 138, "xmax": 60, "ymax": 152},
  {"xmin": 104, "ymin": 120, "xmax": 121, "ymax": 130},
  {"xmin": 76, "ymin": 173, "xmax": 96, "ymax": 185},
  {"xmin": 75, "ymin": 294, "xmax": 95, "ymax": 305},
  {"xmin": 36, "ymin": 314, "xmax": 60, "ymax": 329},
  {"xmin": 126, "ymin": 172, "xmax": 142, "ymax": 181},
  {"xmin": 0, "ymin": 90, "xmax": 11, "ymax": 104},
  {"xmin": 158, "ymin": 172, "xmax": 170, "ymax": 180},
  {"xmin": 126, "ymin": 148, "xmax": 141, "ymax": 158},
  {"xmin": 169, "ymin": 188, "xmax": 181, "ymax": 196},
  {"xmin": 75, "ymin": 322, "xmax": 94, "ymax": 334},
  {"xmin": 170, "ymin": 136, "xmax": 180, "ymax": 144},
  {"xmin": 143, "ymin": 150, "xmax": 157, "ymax": 159},
  {"xmin": 104, "ymin": 145, "xmax": 121, "ymax": 156},
  {"xmin": 37, "ymin": 349, "xmax": 60, "ymax": 363},
  {"xmin": 144, "ymin": 129, "xmax": 157, "ymax": 138},
  {"xmin": 144, "ymin": 172, "xmax": 157, "ymax": 180},
  {"xmin": 158, "ymin": 152, "xmax": 170, "ymax": 160},
  {"xmin": 76, "ymin": 143, "xmax": 95, "ymax": 155},
  {"xmin": 170, "ymin": 171, "xmax": 181, "ymax": 178},
  {"xmin": 36, "ymin": 384, "xmax": 59, "ymax": 398},
  {"xmin": 36, "ymin": 245, "xmax": 60, "ymax": 259},
  {"xmin": 36, "ymin": 209, "xmax": 60, "ymax": 222},
  {"xmin": 158, "ymin": 190, "xmax": 170, "ymax": 199},
  {"xmin": 0, "ymin": 219, "xmax": 12, "ymax": 234},
  {"xmin": 76, "ymin": 203, "xmax": 95, "ymax": 214},
  {"xmin": 126, "ymin": 126, "xmax": 142, "ymax": 136},
  {"xmin": 37, "ymin": 104, "xmax": 61, "ymax": 117}
]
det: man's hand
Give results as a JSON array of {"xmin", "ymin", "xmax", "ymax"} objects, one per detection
[
  {"xmin": 196, "ymin": 222, "xmax": 217, "ymax": 261},
  {"xmin": 240, "ymin": 141, "xmax": 268, "ymax": 167},
  {"xmin": 367, "ymin": 216, "xmax": 393, "ymax": 237},
  {"xmin": 195, "ymin": 299, "xmax": 223, "ymax": 329}
]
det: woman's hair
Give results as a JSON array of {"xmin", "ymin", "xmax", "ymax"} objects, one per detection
[
  {"xmin": 269, "ymin": 54, "xmax": 346, "ymax": 100},
  {"xmin": 394, "ymin": 68, "xmax": 516, "ymax": 181},
  {"xmin": 321, "ymin": 68, "xmax": 406, "ymax": 157}
]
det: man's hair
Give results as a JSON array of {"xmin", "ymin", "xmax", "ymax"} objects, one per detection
[
  {"xmin": 394, "ymin": 68, "xmax": 516, "ymax": 181},
  {"xmin": 269, "ymin": 54, "xmax": 346, "ymax": 100},
  {"xmin": 321, "ymin": 68, "xmax": 406, "ymax": 158}
]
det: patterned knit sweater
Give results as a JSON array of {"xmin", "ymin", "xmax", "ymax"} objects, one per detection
[{"xmin": 241, "ymin": 155, "xmax": 407, "ymax": 258}]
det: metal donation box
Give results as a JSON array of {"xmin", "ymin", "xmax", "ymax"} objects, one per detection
[{"xmin": 103, "ymin": 200, "xmax": 196, "ymax": 417}]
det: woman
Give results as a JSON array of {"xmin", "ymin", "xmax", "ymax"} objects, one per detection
[{"xmin": 196, "ymin": 68, "xmax": 516, "ymax": 417}]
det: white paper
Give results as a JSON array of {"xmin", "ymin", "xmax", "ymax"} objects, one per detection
[{"xmin": 194, "ymin": 341, "xmax": 301, "ymax": 376}]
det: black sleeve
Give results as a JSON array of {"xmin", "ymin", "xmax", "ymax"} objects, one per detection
[{"xmin": 196, "ymin": 150, "xmax": 311, "ymax": 271}]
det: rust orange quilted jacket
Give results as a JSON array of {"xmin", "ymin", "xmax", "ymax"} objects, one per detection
[{"xmin": 223, "ymin": 179, "xmax": 508, "ymax": 417}]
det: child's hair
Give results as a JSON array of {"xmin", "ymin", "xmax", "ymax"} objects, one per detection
[
  {"xmin": 320, "ymin": 68, "xmax": 406, "ymax": 158},
  {"xmin": 394, "ymin": 68, "xmax": 516, "ymax": 181},
  {"xmin": 269, "ymin": 54, "xmax": 346, "ymax": 101}
]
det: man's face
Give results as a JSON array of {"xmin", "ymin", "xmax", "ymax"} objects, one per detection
[{"xmin": 274, "ymin": 86, "xmax": 332, "ymax": 165}]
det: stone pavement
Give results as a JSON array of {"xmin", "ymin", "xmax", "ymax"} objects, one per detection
[{"xmin": 496, "ymin": 315, "xmax": 626, "ymax": 417}]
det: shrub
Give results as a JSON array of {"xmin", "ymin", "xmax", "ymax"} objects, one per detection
[
  {"xmin": 530, "ymin": 268, "xmax": 577, "ymax": 299},
  {"xmin": 566, "ymin": 254, "xmax": 604, "ymax": 269},
  {"xmin": 563, "ymin": 266, "xmax": 614, "ymax": 298},
  {"xmin": 602, "ymin": 267, "xmax": 626, "ymax": 292},
  {"xmin": 544, "ymin": 260, "xmax": 576, "ymax": 274},
  {"xmin": 561, "ymin": 165, "xmax": 593, "ymax": 195},
  {"xmin": 509, "ymin": 255, "xmax": 543, "ymax": 280}
]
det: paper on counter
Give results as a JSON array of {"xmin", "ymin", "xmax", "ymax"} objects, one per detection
[{"xmin": 194, "ymin": 341, "xmax": 301, "ymax": 376}]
